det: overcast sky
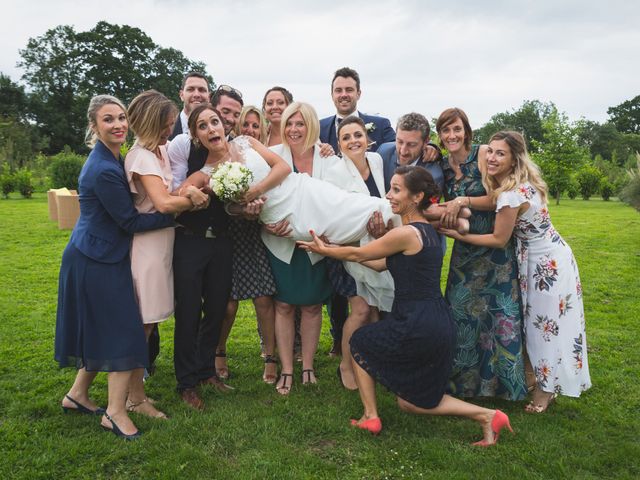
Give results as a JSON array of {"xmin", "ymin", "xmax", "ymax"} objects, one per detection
[{"xmin": 2, "ymin": 0, "xmax": 638, "ymax": 128}]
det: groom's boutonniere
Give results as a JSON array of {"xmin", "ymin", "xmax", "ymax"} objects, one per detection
[{"xmin": 365, "ymin": 122, "xmax": 376, "ymax": 132}]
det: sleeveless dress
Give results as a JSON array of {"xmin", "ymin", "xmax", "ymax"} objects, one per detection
[
  {"xmin": 497, "ymin": 183, "xmax": 591, "ymax": 396},
  {"xmin": 442, "ymin": 145, "xmax": 527, "ymax": 400},
  {"xmin": 125, "ymin": 143, "xmax": 175, "ymax": 323},
  {"xmin": 349, "ymin": 222, "xmax": 456, "ymax": 408}
]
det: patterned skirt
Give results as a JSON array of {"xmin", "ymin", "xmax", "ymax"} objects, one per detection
[{"xmin": 229, "ymin": 218, "xmax": 276, "ymax": 300}]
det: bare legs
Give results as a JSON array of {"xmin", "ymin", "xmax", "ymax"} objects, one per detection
[
  {"xmin": 61, "ymin": 368, "xmax": 99, "ymax": 411},
  {"xmin": 351, "ymin": 355, "xmax": 509, "ymax": 444},
  {"xmin": 101, "ymin": 370, "xmax": 138, "ymax": 435},
  {"xmin": 216, "ymin": 296, "xmax": 276, "ymax": 381},
  {"xmin": 275, "ymin": 301, "xmax": 322, "ymax": 393},
  {"xmin": 126, "ymin": 324, "xmax": 167, "ymax": 419},
  {"xmin": 339, "ymin": 296, "xmax": 370, "ymax": 390}
]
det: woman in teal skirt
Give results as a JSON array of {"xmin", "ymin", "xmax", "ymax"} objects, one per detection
[
  {"xmin": 263, "ymin": 102, "xmax": 333, "ymax": 394},
  {"xmin": 435, "ymin": 108, "xmax": 526, "ymax": 400}
]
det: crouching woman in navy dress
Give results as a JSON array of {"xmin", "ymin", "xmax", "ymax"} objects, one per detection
[
  {"xmin": 55, "ymin": 95, "xmax": 175, "ymax": 440},
  {"xmin": 298, "ymin": 166, "xmax": 513, "ymax": 446}
]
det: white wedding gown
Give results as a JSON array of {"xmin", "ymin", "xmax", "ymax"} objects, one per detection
[
  {"xmin": 216, "ymin": 137, "xmax": 400, "ymax": 245},
  {"xmin": 207, "ymin": 138, "xmax": 400, "ymax": 310}
]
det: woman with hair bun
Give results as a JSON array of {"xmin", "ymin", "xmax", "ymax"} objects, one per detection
[
  {"xmin": 298, "ymin": 166, "xmax": 513, "ymax": 446},
  {"xmin": 54, "ymin": 95, "xmax": 175, "ymax": 440}
]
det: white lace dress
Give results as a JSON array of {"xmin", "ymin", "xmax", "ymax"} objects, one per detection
[{"xmin": 497, "ymin": 183, "xmax": 591, "ymax": 397}]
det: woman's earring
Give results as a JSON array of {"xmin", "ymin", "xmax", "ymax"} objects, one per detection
[{"xmin": 193, "ymin": 137, "xmax": 200, "ymax": 147}]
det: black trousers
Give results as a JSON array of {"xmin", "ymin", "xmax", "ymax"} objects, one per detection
[{"xmin": 173, "ymin": 229, "xmax": 232, "ymax": 391}]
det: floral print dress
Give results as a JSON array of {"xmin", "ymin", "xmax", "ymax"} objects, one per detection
[
  {"xmin": 497, "ymin": 183, "xmax": 591, "ymax": 396},
  {"xmin": 442, "ymin": 145, "xmax": 527, "ymax": 401}
]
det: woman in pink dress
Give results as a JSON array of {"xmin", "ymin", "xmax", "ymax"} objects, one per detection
[{"xmin": 124, "ymin": 90, "xmax": 208, "ymax": 418}]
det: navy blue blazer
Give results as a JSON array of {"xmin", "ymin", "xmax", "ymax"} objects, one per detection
[
  {"xmin": 378, "ymin": 141, "xmax": 447, "ymax": 253},
  {"xmin": 70, "ymin": 141, "xmax": 174, "ymax": 263},
  {"xmin": 319, "ymin": 111, "xmax": 396, "ymax": 153}
]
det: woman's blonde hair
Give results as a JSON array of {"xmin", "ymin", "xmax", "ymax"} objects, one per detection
[
  {"xmin": 236, "ymin": 105, "xmax": 268, "ymax": 144},
  {"xmin": 127, "ymin": 90, "xmax": 178, "ymax": 151},
  {"xmin": 484, "ymin": 130, "xmax": 548, "ymax": 204},
  {"xmin": 85, "ymin": 94, "xmax": 127, "ymax": 148},
  {"xmin": 280, "ymin": 101, "xmax": 320, "ymax": 152}
]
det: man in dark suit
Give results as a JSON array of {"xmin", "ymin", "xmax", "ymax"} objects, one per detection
[
  {"xmin": 319, "ymin": 67, "xmax": 395, "ymax": 153},
  {"xmin": 374, "ymin": 112, "xmax": 446, "ymax": 253},
  {"xmin": 319, "ymin": 67, "xmax": 395, "ymax": 356},
  {"xmin": 169, "ymin": 72, "xmax": 210, "ymax": 140},
  {"xmin": 378, "ymin": 112, "xmax": 444, "ymax": 192}
]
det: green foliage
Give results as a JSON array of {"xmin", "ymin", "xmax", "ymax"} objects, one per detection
[
  {"xmin": 49, "ymin": 146, "xmax": 84, "ymax": 190},
  {"xmin": 474, "ymin": 100, "xmax": 555, "ymax": 153},
  {"xmin": 566, "ymin": 177, "xmax": 579, "ymax": 199},
  {"xmin": 576, "ymin": 164, "xmax": 603, "ymax": 200},
  {"xmin": 619, "ymin": 154, "xmax": 640, "ymax": 210},
  {"xmin": 13, "ymin": 167, "xmax": 34, "ymax": 198},
  {"xmin": 533, "ymin": 108, "xmax": 589, "ymax": 204},
  {"xmin": 0, "ymin": 164, "xmax": 15, "ymax": 198},
  {"xmin": 600, "ymin": 179, "xmax": 614, "ymax": 201},
  {"xmin": 17, "ymin": 22, "xmax": 213, "ymax": 153},
  {"xmin": 607, "ymin": 94, "xmax": 640, "ymax": 134}
]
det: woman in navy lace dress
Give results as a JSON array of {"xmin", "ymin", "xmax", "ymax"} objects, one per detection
[{"xmin": 299, "ymin": 166, "xmax": 513, "ymax": 446}]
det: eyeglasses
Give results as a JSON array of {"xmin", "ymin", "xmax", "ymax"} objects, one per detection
[{"xmin": 216, "ymin": 84, "xmax": 243, "ymax": 99}]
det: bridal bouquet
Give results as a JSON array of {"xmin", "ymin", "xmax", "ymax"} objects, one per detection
[{"xmin": 209, "ymin": 161, "xmax": 254, "ymax": 202}]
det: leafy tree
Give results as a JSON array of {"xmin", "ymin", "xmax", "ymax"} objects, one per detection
[
  {"xmin": 575, "ymin": 164, "xmax": 603, "ymax": 200},
  {"xmin": 607, "ymin": 95, "xmax": 640, "ymax": 134},
  {"xmin": 50, "ymin": 147, "xmax": 84, "ymax": 191},
  {"xmin": 575, "ymin": 119, "xmax": 640, "ymax": 164},
  {"xmin": 0, "ymin": 74, "xmax": 48, "ymax": 168},
  {"xmin": 18, "ymin": 22, "xmax": 213, "ymax": 153},
  {"xmin": 533, "ymin": 108, "xmax": 589, "ymax": 205},
  {"xmin": 474, "ymin": 100, "xmax": 556, "ymax": 153},
  {"xmin": 0, "ymin": 164, "xmax": 15, "ymax": 198}
]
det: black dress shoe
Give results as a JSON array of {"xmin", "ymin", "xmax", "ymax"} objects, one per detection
[{"xmin": 199, "ymin": 376, "xmax": 234, "ymax": 392}]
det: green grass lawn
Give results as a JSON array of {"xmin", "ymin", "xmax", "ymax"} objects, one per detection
[{"xmin": 1, "ymin": 194, "xmax": 639, "ymax": 479}]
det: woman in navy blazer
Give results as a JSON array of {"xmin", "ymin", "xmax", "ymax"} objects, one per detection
[{"xmin": 55, "ymin": 95, "xmax": 174, "ymax": 440}]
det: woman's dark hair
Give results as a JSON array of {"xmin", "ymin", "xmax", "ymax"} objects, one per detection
[
  {"xmin": 337, "ymin": 115, "xmax": 370, "ymax": 151},
  {"xmin": 393, "ymin": 165, "xmax": 440, "ymax": 210},
  {"xmin": 262, "ymin": 86, "xmax": 294, "ymax": 110},
  {"xmin": 187, "ymin": 103, "xmax": 221, "ymax": 140}
]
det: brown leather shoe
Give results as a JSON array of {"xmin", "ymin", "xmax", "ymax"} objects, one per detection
[
  {"xmin": 199, "ymin": 376, "xmax": 234, "ymax": 393},
  {"xmin": 180, "ymin": 388, "xmax": 204, "ymax": 410}
]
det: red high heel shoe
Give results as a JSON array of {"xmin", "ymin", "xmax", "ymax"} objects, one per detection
[
  {"xmin": 473, "ymin": 410, "xmax": 514, "ymax": 447},
  {"xmin": 350, "ymin": 417, "xmax": 382, "ymax": 435}
]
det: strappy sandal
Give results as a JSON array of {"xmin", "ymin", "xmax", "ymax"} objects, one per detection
[
  {"xmin": 126, "ymin": 397, "xmax": 168, "ymax": 419},
  {"xmin": 302, "ymin": 369, "xmax": 317, "ymax": 385},
  {"xmin": 525, "ymin": 391, "xmax": 557, "ymax": 413},
  {"xmin": 263, "ymin": 355, "xmax": 277, "ymax": 384},
  {"xmin": 215, "ymin": 351, "xmax": 230, "ymax": 380},
  {"xmin": 276, "ymin": 373, "xmax": 293, "ymax": 396}
]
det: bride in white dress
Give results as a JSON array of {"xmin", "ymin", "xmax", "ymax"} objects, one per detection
[{"xmin": 173, "ymin": 105, "xmax": 401, "ymax": 283}]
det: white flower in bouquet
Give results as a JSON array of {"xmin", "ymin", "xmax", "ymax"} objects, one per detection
[{"xmin": 209, "ymin": 161, "xmax": 253, "ymax": 202}]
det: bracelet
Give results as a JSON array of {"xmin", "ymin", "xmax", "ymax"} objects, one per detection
[{"xmin": 468, "ymin": 196, "xmax": 471, "ymax": 208}]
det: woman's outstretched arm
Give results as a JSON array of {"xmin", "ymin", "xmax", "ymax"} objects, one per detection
[
  {"xmin": 441, "ymin": 204, "xmax": 522, "ymax": 248},
  {"xmin": 243, "ymin": 136, "xmax": 291, "ymax": 202}
]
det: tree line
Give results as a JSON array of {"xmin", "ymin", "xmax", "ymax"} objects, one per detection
[{"xmin": 1, "ymin": 22, "xmax": 639, "ymax": 208}]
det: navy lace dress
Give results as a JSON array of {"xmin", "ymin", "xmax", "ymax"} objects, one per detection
[{"xmin": 350, "ymin": 222, "xmax": 456, "ymax": 408}]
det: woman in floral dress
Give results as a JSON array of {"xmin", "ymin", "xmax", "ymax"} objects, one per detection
[
  {"xmin": 436, "ymin": 108, "xmax": 526, "ymax": 401},
  {"xmin": 442, "ymin": 131, "xmax": 591, "ymax": 412}
]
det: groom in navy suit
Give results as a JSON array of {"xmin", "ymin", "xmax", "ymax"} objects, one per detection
[
  {"xmin": 319, "ymin": 67, "xmax": 395, "ymax": 153},
  {"xmin": 319, "ymin": 67, "xmax": 396, "ymax": 356}
]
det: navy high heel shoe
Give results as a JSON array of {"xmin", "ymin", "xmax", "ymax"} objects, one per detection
[
  {"xmin": 101, "ymin": 413, "xmax": 142, "ymax": 440},
  {"xmin": 62, "ymin": 394, "xmax": 106, "ymax": 416}
]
